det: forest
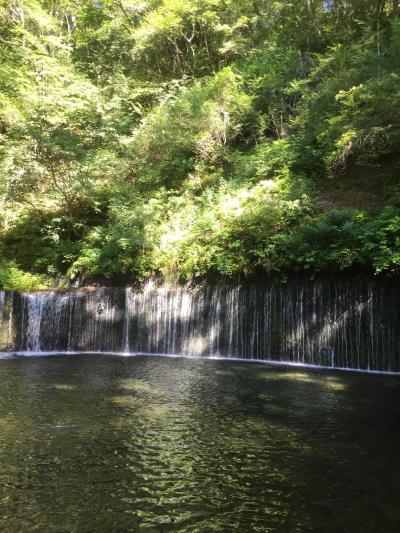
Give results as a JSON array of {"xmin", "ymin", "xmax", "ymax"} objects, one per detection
[{"xmin": 1, "ymin": 0, "xmax": 400, "ymax": 289}]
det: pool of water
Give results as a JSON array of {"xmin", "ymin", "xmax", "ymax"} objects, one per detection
[{"xmin": 0, "ymin": 354, "xmax": 399, "ymax": 532}]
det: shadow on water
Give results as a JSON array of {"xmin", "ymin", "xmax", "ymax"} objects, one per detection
[{"xmin": 0, "ymin": 354, "xmax": 399, "ymax": 532}]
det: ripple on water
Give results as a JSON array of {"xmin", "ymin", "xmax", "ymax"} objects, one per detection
[{"xmin": 0, "ymin": 354, "xmax": 399, "ymax": 532}]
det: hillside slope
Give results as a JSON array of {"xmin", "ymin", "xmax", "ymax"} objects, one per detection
[{"xmin": 1, "ymin": 0, "xmax": 399, "ymax": 289}]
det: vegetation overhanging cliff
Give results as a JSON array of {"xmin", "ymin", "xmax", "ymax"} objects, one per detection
[{"xmin": 1, "ymin": 0, "xmax": 400, "ymax": 290}]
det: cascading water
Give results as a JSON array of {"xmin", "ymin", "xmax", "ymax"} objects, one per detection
[
  {"xmin": 24, "ymin": 293, "xmax": 46, "ymax": 351},
  {"xmin": 0, "ymin": 280, "xmax": 399, "ymax": 372}
]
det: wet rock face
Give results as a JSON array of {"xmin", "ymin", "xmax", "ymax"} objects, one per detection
[
  {"xmin": 0, "ymin": 292, "xmax": 15, "ymax": 352},
  {"xmin": 1, "ymin": 280, "xmax": 400, "ymax": 372}
]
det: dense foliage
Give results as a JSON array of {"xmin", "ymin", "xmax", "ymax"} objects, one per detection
[{"xmin": 1, "ymin": 0, "xmax": 400, "ymax": 288}]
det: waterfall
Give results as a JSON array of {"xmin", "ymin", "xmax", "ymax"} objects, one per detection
[
  {"xmin": 24, "ymin": 293, "xmax": 46, "ymax": 351},
  {"xmin": 0, "ymin": 280, "xmax": 399, "ymax": 372}
]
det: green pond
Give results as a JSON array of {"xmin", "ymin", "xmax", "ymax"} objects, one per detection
[{"xmin": 0, "ymin": 354, "xmax": 399, "ymax": 532}]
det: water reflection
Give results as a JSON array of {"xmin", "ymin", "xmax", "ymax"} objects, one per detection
[
  {"xmin": 264, "ymin": 371, "xmax": 348, "ymax": 391},
  {"xmin": 0, "ymin": 355, "xmax": 399, "ymax": 532}
]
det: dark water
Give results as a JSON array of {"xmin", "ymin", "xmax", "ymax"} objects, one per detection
[{"xmin": 0, "ymin": 355, "xmax": 399, "ymax": 532}]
